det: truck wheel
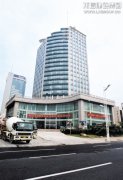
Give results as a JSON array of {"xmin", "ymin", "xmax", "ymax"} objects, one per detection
[
  {"xmin": 1, "ymin": 133, "xmax": 7, "ymax": 141},
  {"xmin": 2, "ymin": 135, "xmax": 6, "ymax": 141},
  {"xmin": 26, "ymin": 140, "xmax": 30, "ymax": 144},
  {"xmin": 9, "ymin": 135, "xmax": 14, "ymax": 144}
]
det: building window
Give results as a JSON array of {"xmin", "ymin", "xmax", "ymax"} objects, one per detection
[{"xmin": 47, "ymin": 104, "xmax": 56, "ymax": 111}]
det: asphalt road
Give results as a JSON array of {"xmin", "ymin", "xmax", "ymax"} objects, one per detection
[{"xmin": 1, "ymin": 142, "xmax": 123, "ymax": 180}]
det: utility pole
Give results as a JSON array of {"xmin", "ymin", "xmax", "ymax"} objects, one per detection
[{"xmin": 104, "ymin": 84, "xmax": 111, "ymax": 142}]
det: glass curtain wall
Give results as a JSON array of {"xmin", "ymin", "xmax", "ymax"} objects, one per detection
[
  {"xmin": 17, "ymin": 102, "xmax": 78, "ymax": 129},
  {"xmin": 84, "ymin": 101, "xmax": 112, "ymax": 126}
]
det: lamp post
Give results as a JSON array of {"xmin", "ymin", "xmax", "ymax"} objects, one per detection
[
  {"xmin": 104, "ymin": 84, "xmax": 111, "ymax": 142},
  {"xmin": 89, "ymin": 101, "xmax": 92, "ymax": 126},
  {"xmin": 121, "ymin": 103, "xmax": 123, "ymax": 122}
]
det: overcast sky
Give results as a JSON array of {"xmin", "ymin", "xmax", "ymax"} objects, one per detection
[{"xmin": 0, "ymin": 0, "xmax": 123, "ymax": 109}]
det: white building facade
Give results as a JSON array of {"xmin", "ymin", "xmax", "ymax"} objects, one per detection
[{"xmin": 6, "ymin": 94, "xmax": 121, "ymax": 129}]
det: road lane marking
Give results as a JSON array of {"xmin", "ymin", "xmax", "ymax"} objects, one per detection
[
  {"xmin": 29, "ymin": 153, "xmax": 76, "ymax": 159},
  {"xmin": 115, "ymin": 147, "xmax": 123, "ymax": 150},
  {"xmin": 0, "ymin": 149, "xmax": 55, "ymax": 154},
  {"xmin": 25, "ymin": 162, "xmax": 112, "ymax": 180},
  {"xmin": 93, "ymin": 144, "xmax": 111, "ymax": 147},
  {"xmin": 0, "ymin": 153, "xmax": 76, "ymax": 162}
]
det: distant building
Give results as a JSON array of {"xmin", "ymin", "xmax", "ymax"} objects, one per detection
[
  {"xmin": 120, "ymin": 103, "xmax": 123, "ymax": 123},
  {"xmin": 32, "ymin": 26, "xmax": 89, "ymax": 98},
  {"xmin": 1, "ymin": 72, "xmax": 26, "ymax": 114}
]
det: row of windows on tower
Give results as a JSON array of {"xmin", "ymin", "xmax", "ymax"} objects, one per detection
[
  {"xmin": 70, "ymin": 42, "xmax": 86, "ymax": 48},
  {"xmin": 46, "ymin": 44, "xmax": 68, "ymax": 49},
  {"xmin": 44, "ymin": 70, "xmax": 68, "ymax": 74},
  {"xmin": 46, "ymin": 50, "xmax": 68, "ymax": 56},
  {"xmin": 44, "ymin": 67, "xmax": 68, "ymax": 73},
  {"xmin": 46, "ymin": 43, "xmax": 68, "ymax": 49},
  {"xmin": 44, "ymin": 75, "xmax": 68, "ymax": 80},
  {"xmin": 70, "ymin": 57, "xmax": 87, "ymax": 61},
  {"xmin": 70, "ymin": 62, "xmax": 87, "ymax": 66},
  {"xmin": 70, "ymin": 30, "xmax": 85, "ymax": 38},
  {"xmin": 46, "ymin": 47, "xmax": 68, "ymax": 53},
  {"xmin": 43, "ymin": 85, "xmax": 68, "ymax": 91},
  {"xmin": 45, "ymin": 60, "xmax": 68, "ymax": 65},
  {"xmin": 45, "ymin": 63, "xmax": 68, "ymax": 68},
  {"xmin": 47, "ymin": 39, "xmax": 68, "ymax": 45},
  {"xmin": 46, "ymin": 54, "xmax": 68, "ymax": 58},
  {"xmin": 43, "ymin": 80, "xmax": 68, "ymax": 86},
  {"xmin": 51, "ymin": 32, "xmax": 68, "ymax": 37},
  {"xmin": 69, "ymin": 48, "xmax": 86, "ymax": 54},
  {"xmin": 43, "ymin": 90, "xmax": 68, "ymax": 95},
  {"xmin": 70, "ymin": 69, "xmax": 88, "ymax": 73},
  {"xmin": 47, "ymin": 37, "xmax": 68, "ymax": 42}
]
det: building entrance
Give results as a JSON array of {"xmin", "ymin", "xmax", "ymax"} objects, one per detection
[
  {"xmin": 35, "ymin": 120, "xmax": 67, "ymax": 129},
  {"xmin": 46, "ymin": 120, "xmax": 57, "ymax": 129},
  {"xmin": 36, "ymin": 121, "xmax": 45, "ymax": 129},
  {"xmin": 45, "ymin": 120, "xmax": 67, "ymax": 129},
  {"xmin": 57, "ymin": 121, "xmax": 66, "ymax": 129}
]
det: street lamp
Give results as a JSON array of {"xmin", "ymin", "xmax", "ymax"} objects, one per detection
[
  {"xmin": 104, "ymin": 84, "xmax": 111, "ymax": 142},
  {"xmin": 89, "ymin": 101, "xmax": 92, "ymax": 126},
  {"xmin": 121, "ymin": 103, "xmax": 123, "ymax": 122}
]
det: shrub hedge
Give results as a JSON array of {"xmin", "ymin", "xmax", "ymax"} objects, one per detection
[{"xmin": 61, "ymin": 124, "xmax": 123, "ymax": 136}]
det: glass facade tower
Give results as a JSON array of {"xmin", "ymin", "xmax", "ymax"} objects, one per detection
[
  {"xmin": 33, "ymin": 39, "xmax": 46, "ymax": 98},
  {"xmin": 33, "ymin": 27, "xmax": 89, "ymax": 98},
  {"xmin": 1, "ymin": 72, "xmax": 26, "ymax": 114}
]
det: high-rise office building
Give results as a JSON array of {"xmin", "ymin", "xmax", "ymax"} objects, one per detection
[
  {"xmin": 1, "ymin": 72, "xmax": 26, "ymax": 114},
  {"xmin": 33, "ymin": 26, "xmax": 89, "ymax": 98}
]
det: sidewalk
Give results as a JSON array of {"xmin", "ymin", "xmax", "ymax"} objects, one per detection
[
  {"xmin": 36, "ymin": 130, "xmax": 123, "ymax": 145},
  {"xmin": 0, "ymin": 130, "xmax": 123, "ymax": 147}
]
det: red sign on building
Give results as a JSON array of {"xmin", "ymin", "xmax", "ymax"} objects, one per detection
[
  {"xmin": 87, "ymin": 112, "xmax": 106, "ymax": 119},
  {"xmin": 27, "ymin": 113, "xmax": 72, "ymax": 119}
]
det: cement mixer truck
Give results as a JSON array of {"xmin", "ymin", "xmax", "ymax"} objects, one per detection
[{"xmin": 0, "ymin": 117, "xmax": 34, "ymax": 143}]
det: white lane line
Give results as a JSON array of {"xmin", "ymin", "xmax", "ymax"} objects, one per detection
[
  {"xmin": 0, "ymin": 149, "xmax": 55, "ymax": 154},
  {"xmin": 93, "ymin": 144, "xmax": 111, "ymax": 147},
  {"xmin": 29, "ymin": 153, "xmax": 76, "ymax": 159},
  {"xmin": 115, "ymin": 147, "xmax": 123, "ymax": 150},
  {"xmin": 25, "ymin": 162, "xmax": 112, "ymax": 180},
  {"xmin": 0, "ymin": 153, "xmax": 76, "ymax": 162}
]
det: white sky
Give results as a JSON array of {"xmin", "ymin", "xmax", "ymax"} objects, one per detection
[{"xmin": 0, "ymin": 0, "xmax": 123, "ymax": 109}]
